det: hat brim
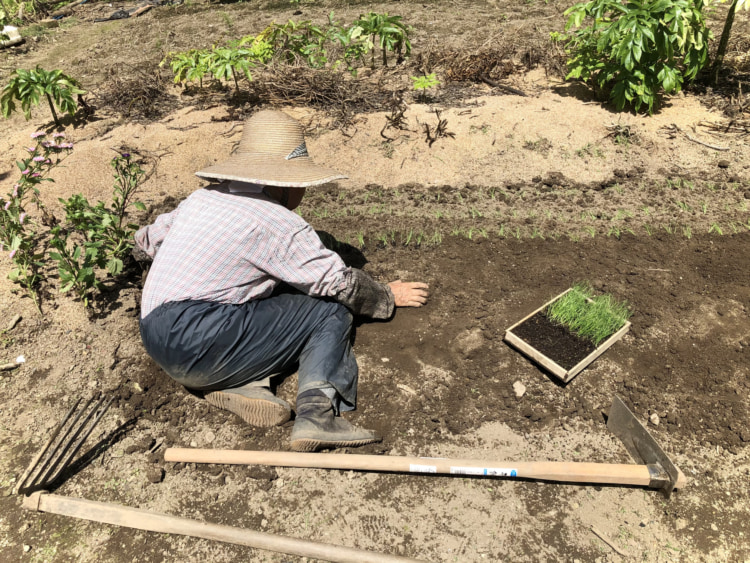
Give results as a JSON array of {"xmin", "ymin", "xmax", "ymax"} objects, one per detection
[{"xmin": 195, "ymin": 154, "xmax": 347, "ymax": 188}]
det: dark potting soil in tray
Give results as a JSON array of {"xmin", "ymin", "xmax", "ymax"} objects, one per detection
[{"xmin": 511, "ymin": 311, "xmax": 597, "ymax": 371}]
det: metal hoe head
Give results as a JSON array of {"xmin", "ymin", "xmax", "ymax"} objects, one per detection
[
  {"xmin": 13, "ymin": 394, "xmax": 114, "ymax": 495},
  {"xmin": 607, "ymin": 396, "xmax": 685, "ymax": 497}
]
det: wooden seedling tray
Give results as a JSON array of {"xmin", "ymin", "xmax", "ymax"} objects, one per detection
[{"xmin": 504, "ymin": 288, "xmax": 631, "ymax": 383}]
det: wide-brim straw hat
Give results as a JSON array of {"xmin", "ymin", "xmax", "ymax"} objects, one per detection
[{"xmin": 195, "ymin": 110, "xmax": 347, "ymax": 188}]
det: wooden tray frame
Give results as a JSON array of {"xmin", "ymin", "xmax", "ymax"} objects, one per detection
[{"xmin": 504, "ymin": 289, "xmax": 631, "ymax": 383}]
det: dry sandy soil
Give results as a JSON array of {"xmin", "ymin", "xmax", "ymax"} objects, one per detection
[{"xmin": 0, "ymin": 0, "xmax": 749, "ymax": 561}]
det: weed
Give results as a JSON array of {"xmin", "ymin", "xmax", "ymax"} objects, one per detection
[
  {"xmin": 682, "ymin": 225, "xmax": 692, "ymax": 239},
  {"xmin": 676, "ymin": 201, "xmax": 692, "ymax": 212},
  {"xmin": 379, "ymin": 141, "xmax": 395, "ymax": 159},
  {"xmin": 469, "ymin": 207, "xmax": 483, "ymax": 219},
  {"xmin": 607, "ymin": 226, "xmax": 622, "ymax": 238},
  {"xmin": 576, "ymin": 143, "xmax": 603, "ymax": 158},
  {"xmin": 700, "ymin": 201, "xmax": 708, "ymax": 214},
  {"xmin": 663, "ymin": 224, "xmax": 674, "ymax": 235},
  {"xmin": 498, "ymin": 224, "xmax": 506, "ymax": 237},
  {"xmin": 523, "ymin": 137, "xmax": 553, "ymax": 154},
  {"xmin": 709, "ymin": 223, "xmax": 723, "ymax": 235},
  {"xmin": 430, "ymin": 229, "xmax": 443, "ymax": 245},
  {"xmin": 584, "ymin": 226, "xmax": 596, "ymax": 237},
  {"xmin": 531, "ymin": 227, "xmax": 544, "ymax": 239}
]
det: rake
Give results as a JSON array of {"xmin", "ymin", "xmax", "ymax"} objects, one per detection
[{"xmin": 13, "ymin": 393, "xmax": 114, "ymax": 495}]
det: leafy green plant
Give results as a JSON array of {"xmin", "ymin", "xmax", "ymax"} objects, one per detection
[
  {"xmin": 1, "ymin": 66, "xmax": 85, "ymax": 126},
  {"xmin": 563, "ymin": 0, "xmax": 711, "ymax": 113},
  {"xmin": 266, "ymin": 19, "xmax": 330, "ymax": 67},
  {"xmin": 411, "ymin": 73, "xmax": 439, "ymax": 102},
  {"xmin": 162, "ymin": 49, "xmax": 212, "ymax": 88},
  {"xmin": 0, "ymin": 132, "xmax": 74, "ymax": 311},
  {"xmin": 52, "ymin": 153, "xmax": 145, "ymax": 307},
  {"xmin": 60, "ymin": 153, "xmax": 146, "ymax": 276},
  {"xmin": 208, "ymin": 46, "xmax": 254, "ymax": 94},
  {"xmin": 547, "ymin": 283, "xmax": 632, "ymax": 346},
  {"xmin": 354, "ymin": 12, "xmax": 411, "ymax": 68}
]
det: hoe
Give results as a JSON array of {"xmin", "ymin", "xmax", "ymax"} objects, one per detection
[{"xmin": 164, "ymin": 396, "xmax": 686, "ymax": 496}]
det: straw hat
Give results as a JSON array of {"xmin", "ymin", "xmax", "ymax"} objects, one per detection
[{"xmin": 195, "ymin": 110, "xmax": 347, "ymax": 188}]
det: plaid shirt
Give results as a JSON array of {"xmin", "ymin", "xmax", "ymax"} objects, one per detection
[{"xmin": 136, "ymin": 187, "xmax": 353, "ymax": 319}]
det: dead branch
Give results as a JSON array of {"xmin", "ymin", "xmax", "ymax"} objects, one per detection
[{"xmin": 422, "ymin": 109, "xmax": 455, "ymax": 148}]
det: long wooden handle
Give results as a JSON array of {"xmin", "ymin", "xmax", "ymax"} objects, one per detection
[
  {"xmin": 23, "ymin": 492, "xmax": 424, "ymax": 563},
  {"xmin": 164, "ymin": 448, "xmax": 678, "ymax": 488}
]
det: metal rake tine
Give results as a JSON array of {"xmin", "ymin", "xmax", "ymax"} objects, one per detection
[
  {"xmin": 14, "ymin": 399, "xmax": 82, "ymax": 494},
  {"xmin": 46, "ymin": 395, "xmax": 115, "ymax": 486},
  {"xmin": 30, "ymin": 394, "xmax": 102, "ymax": 490}
]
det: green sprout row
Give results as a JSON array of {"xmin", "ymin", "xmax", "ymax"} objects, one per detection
[{"xmin": 546, "ymin": 283, "xmax": 632, "ymax": 346}]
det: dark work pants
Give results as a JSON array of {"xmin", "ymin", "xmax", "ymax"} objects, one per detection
[{"xmin": 139, "ymin": 294, "xmax": 358, "ymax": 410}]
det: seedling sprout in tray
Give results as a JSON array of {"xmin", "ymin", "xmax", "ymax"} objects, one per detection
[{"xmin": 504, "ymin": 283, "xmax": 632, "ymax": 383}]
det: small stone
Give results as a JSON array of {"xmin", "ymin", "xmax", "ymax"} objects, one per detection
[
  {"xmin": 190, "ymin": 441, "xmax": 198, "ymax": 448},
  {"xmin": 381, "ymin": 357, "xmax": 390, "ymax": 362},
  {"xmin": 649, "ymin": 413, "xmax": 660, "ymax": 426},
  {"xmin": 513, "ymin": 381, "xmax": 526, "ymax": 398},
  {"xmin": 205, "ymin": 431, "xmax": 216, "ymax": 444},
  {"xmin": 711, "ymin": 523, "xmax": 719, "ymax": 532},
  {"xmin": 261, "ymin": 519, "xmax": 268, "ymax": 528},
  {"xmin": 717, "ymin": 160, "xmax": 730, "ymax": 169},
  {"xmin": 453, "ymin": 328, "xmax": 485, "ymax": 358},
  {"xmin": 675, "ymin": 518, "xmax": 688, "ymax": 530},
  {"xmin": 146, "ymin": 467, "xmax": 165, "ymax": 484},
  {"xmin": 23, "ymin": 545, "xmax": 31, "ymax": 553}
]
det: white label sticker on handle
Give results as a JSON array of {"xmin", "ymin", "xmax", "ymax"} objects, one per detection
[
  {"xmin": 450, "ymin": 467, "xmax": 518, "ymax": 477},
  {"xmin": 409, "ymin": 464, "xmax": 437, "ymax": 473}
]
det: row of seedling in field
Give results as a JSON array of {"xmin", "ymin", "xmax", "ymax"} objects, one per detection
[
  {"xmin": 162, "ymin": 12, "xmax": 411, "ymax": 93},
  {"xmin": 331, "ymin": 218, "xmax": 750, "ymax": 251}
]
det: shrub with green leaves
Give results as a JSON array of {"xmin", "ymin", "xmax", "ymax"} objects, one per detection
[
  {"xmin": 546, "ymin": 283, "xmax": 632, "ymax": 346},
  {"xmin": 562, "ymin": 0, "xmax": 711, "ymax": 113},
  {"xmin": 0, "ymin": 132, "xmax": 74, "ymax": 311},
  {"xmin": 58, "ymin": 153, "xmax": 146, "ymax": 281},
  {"xmin": 354, "ymin": 12, "xmax": 411, "ymax": 68},
  {"xmin": 1, "ymin": 66, "xmax": 86, "ymax": 126}
]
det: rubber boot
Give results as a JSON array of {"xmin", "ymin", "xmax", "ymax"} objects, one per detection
[
  {"xmin": 205, "ymin": 383, "xmax": 291, "ymax": 427},
  {"xmin": 290, "ymin": 389, "xmax": 380, "ymax": 452}
]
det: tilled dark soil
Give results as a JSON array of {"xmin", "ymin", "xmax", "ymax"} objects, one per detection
[{"xmin": 123, "ymin": 232, "xmax": 749, "ymax": 455}]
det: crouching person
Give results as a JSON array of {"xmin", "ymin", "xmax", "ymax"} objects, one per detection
[{"xmin": 135, "ymin": 110, "xmax": 429, "ymax": 452}]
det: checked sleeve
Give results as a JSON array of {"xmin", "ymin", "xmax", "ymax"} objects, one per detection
[{"xmin": 133, "ymin": 205, "xmax": 182, "ymax": 262}]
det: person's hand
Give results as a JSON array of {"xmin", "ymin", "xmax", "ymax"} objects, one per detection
[{"xmin": 388, "ymin": 281, "xmax": 429, "ymax": 307}]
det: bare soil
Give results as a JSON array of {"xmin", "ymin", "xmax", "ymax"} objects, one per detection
[{"xmin": 1, "ymin": 0, "xmax": 749, "ymax": 561}]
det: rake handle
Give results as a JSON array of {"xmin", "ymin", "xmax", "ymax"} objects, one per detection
[
  {"xmin": 164, "ymin": 448, "xmax": 663, "ymax": 487},
  {"xmin": 23, "ymin": 492, "xmax": 424, "ymax": 563}
]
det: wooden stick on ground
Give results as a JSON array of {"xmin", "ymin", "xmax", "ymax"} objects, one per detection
[
  {"xmin": 590, "ymin": 525, "xmax": 629, "ymax": 558},
  {"xmin": 23, "ymin": 492, "xmax": 424, "ymax": 563},
  {"xmin": 164, "ymin": 449, "xmax": 687, "ymax": 490}
]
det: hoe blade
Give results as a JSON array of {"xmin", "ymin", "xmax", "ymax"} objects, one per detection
[{"xmin": 607, "ymin": 396, "xmax": 683, "ymax": 497}]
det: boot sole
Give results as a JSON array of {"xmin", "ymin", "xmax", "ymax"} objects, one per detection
[
  {"xmin": 205, "ymin": 391, "xmax": 291, "ymax": 427},
  {"xmin": 290, "ymin": 437, "xmax": 380, "ymax": 452}
]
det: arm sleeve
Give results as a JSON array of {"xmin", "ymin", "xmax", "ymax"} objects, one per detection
[
  {"xmin": 133, "ymin": 206, "xmax": 181, "ymax": 262},
  {"xmin": 260, "ymin": 223, "xmax": 395, "ymax": 319}
]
